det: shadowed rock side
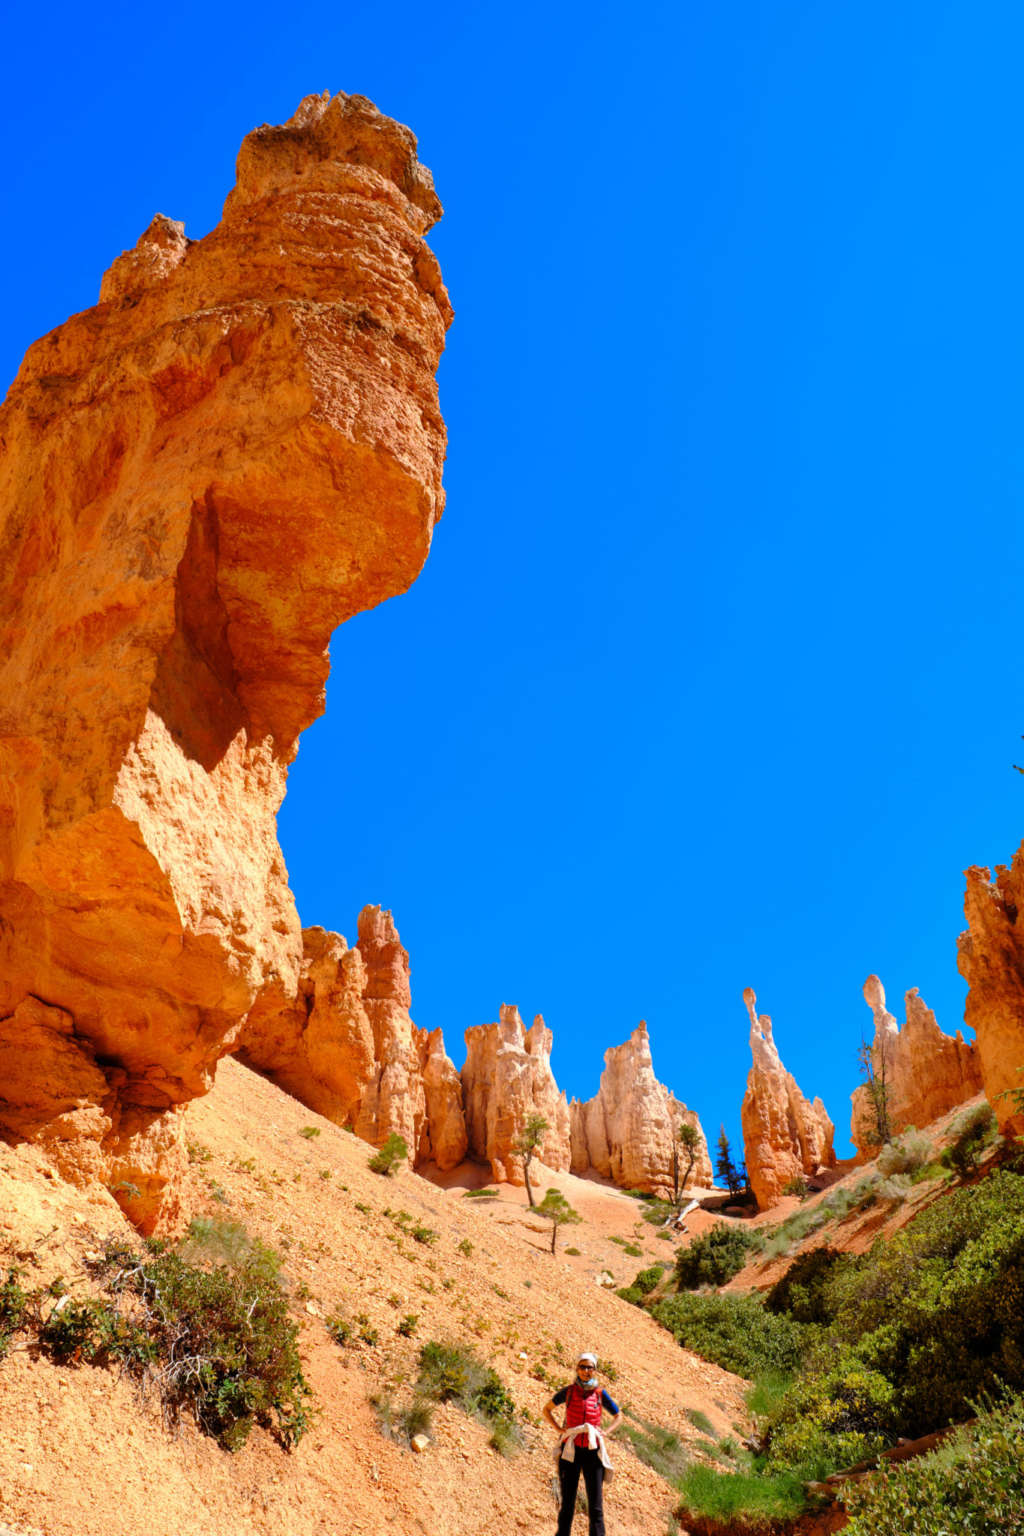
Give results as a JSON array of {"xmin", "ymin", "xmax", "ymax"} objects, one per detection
[
  {"xmin": 570, "ymin": 1022, "xmax": 713, "ymax": 1195},
  {"xmin": 740, "ymin": 988, "xmax": 835, "ymax": 1211},
  {"xmin": 461, "ymin": 1006, "xmax": 573, "ymax": 1183},
  {"xmin": 0, "ymin": 92, "xmax": 452, "ymax": 1228},
  {"xmin": 239, "ymin": 907, "xmax": 468, "ymax": 1170},
  {"xmin": 959, "ymin": 854, "xmax": 1024, "ymax": 1137},
  {"xmin": 851, "ymin": 974, "xmax": 983, "ymax": 1158}
]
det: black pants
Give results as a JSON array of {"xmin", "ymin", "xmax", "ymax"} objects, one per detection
[{"xmin": 556, "ymin": 1446, "xmax": 605, "ymax": 1536}]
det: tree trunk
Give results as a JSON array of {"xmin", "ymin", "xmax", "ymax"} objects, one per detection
[
  {"xmin": 524, "ymin": 1157, "xmax": 535, "ymax": 1208},
  {"xmin": 550, "ymin": 1223, "xmax": 557, "ymax": 1254}
]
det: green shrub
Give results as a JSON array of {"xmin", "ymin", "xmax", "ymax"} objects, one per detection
[
  {"xmin": 411, "ymin": 1223, "xmax": 438, "ymax": 1246},
  {"xmin": 564, "ymin": 1246, "xmax": 581, "ymax": 1256},
  {"xmin": 632, "ymin": 1265, "xmax": 663, "ymax": 1297},
  {"xmin": 765, "ymin": 1351, "xmax": 895, "ymax": 1474},
  {"xmin": 462, "ymin": 1187, "xmax": 498, "ymax": 1199},
  {"xmin": 457, "ymin": 1238, "xmax": 474, "ymax": 1257},
  {"xmin": 674, "ymin": 1223, "xmax": 758, "ymax": 1288},
  {"xmin": 298, "ymin": 1125, "xmax": 320, "ymax": 1140},
  {"xmin": 398, "ymin": 1396, "xmax": 434, "ymax": 1439},
  {"xmin": 782, "ymin": 1175, "xmax": 809, "ymax": 1198},
  {"xmin": 876, "ymin": 1129, "xmax": 932, "ymax": 1177},
  {"xmin": 844, "ymin": 1388, "xmax": 1024, "ymax": 1535},
  {"xmin": 397, "ymin": 1314, "xmax": 419, "ymax": 1338},
  {"xmin": 326, "ymin": 1308, "xmax": 352, "ymax": 1346},
  {"xmin": 942, "ymin": 1102, "xmax": 997, "ymax": 1178},
  {"xmin": 0, "ymin": 1268, "xmax": 29, "ymax": 1359},
  {"xmin": 617, "ymin": 1286, "xmax": 643, "ymax": 1305},
  {"xmin": 368, "ymin": 1133, "xmax": 408, "ymax": 1176},
  {"xmin": 416, "ymin": 1340, "xmax": 517, "ymax": 1445},
  {"xmin": 685, "ymin": 1407, "xmax": 715, "ymax": 1436},
  {"xmin": 640, "ymin": 1198, "xmax": 679, "ymax": 1227},
  {"xmin": 651, "ymin": 1292, "xmax": 806, "ymax": 1380},
  {"xmin": 765, "ymin": 1246, "xmax": 850, "ymax": 1325},
  {"xmin": 87, "ymin": 1224, "xmax": 312, "ymax": 1449}
]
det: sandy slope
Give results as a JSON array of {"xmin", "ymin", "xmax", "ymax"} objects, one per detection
[{"xmin": 0, "ymin": 1058, "xmax": 746, "ymax": 1536}]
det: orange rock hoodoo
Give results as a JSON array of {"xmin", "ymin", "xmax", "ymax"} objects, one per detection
[
  {"xmin": 958, "ymin": 853, "xmax": 1024, "ymax": 1136},
  {"xmin": 740, "ymin": 988, "xmax": 836, "ymax": 1211},
  {"xmin": 461, "ymin": 1006, "xmax": 572, "ymax": 1183},
  {"xmin": 0, "ymin": 93, "xmax": 452, "ymax": 1228},
  {"xmin": 850, "ymin": 974, "xmax": 983, "ymax": 1157},
  {"xmin": 570, "ymin": 1023, "xmax": 713, "ymax": 1195},
  {"xmin": 239, "ymin": 909, "xmax": 468, "ymax": 1171}
]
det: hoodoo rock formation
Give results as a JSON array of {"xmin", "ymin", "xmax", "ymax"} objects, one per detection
[
  {"xmin": 570, "ymin": 1023, "xmax": 713, "ymax": 1195},
  {"xmin": 851, "ymin": 975, "xmax": 983, "ymax": 1157},
  {"xmin": 959, "ymin": 854, "xmax": 1024, "ymax": 1137},
  {"xmin": 461, "ymin": 1006, "xmax": 572, "ymax": 1183},
  {"xmin": 239, "ymin": 907, "xmax": 468, "ymax": 1170},
  {"xmin": 740, "ymin": 989, "xmax": 835, "ymax": 1211},
  {"xmin": 0, "ymin": 93, "xmax": 451, "ymax": 1227}
]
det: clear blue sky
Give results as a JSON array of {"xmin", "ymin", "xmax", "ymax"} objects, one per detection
[{"xmin": 4, "ymin": 1, "xmax": 1023, "ymax": 1159}]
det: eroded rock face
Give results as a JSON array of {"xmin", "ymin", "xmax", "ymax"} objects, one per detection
[
  {"xmin": 740, "ymin": 988, "xmax": 836, "ymax": 1211},
  {"xmin": 570, "ymin": 1022, "xmax": 713, "ymax": 1195},
  {"xmin": 851, "ymin": 973, "xmax": 985, "ymax": 1156},
  {"xmin": 238, "ymin": 908, "xmax": 468, "ymax": 1171},
  {"xmin": 461, "ymin": 1006, "xmax": 572, "ymax": 1183},
  {"xmin": 0, "ymin": 93, "xmax": 451, "ymax": 1225},
  {"xmin": 958, "ymin": 857, "xmax": 1024, "ymax": 1137}
]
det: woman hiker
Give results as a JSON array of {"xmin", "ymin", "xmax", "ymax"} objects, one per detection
[{"xmin": 544, "ymin": 1350, "xmax": 622, "ymax": 1536}]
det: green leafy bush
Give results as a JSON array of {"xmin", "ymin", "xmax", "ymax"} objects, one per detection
[
  {"xmin": 368, "ymin": 1133, "xmax": 408, "ymax": 1176},
  {"xmin": 632, "ymin": 1265, "xmax": 663, "ymax": 1297},
  {"xmin": 819, "ymin": 1168, "xmax": 1024, "ymax": 1436},
  {"xmin": 90, "ymin": 1222, "xmax": 313, "ymax": 1450},
  {"xmin": 0, "ymin": 1268, "xmax": 29, "ymax": 1359},
  {"xmin": 844, "ymin": 1389, "xmax": 1024, "ymax": 1535},
  {"xmin": 941, "ymin": 1102, "xmax": 997, "ymax": 1178},
  {"xmin": 876, "ymin": 1129, "xmax": 932, "ymax": 1177},
  {"xmin": 416, "ymin": 1340, "xmax": 517, "ymax": 1449},
  {"xmin": 764, "ymin": 1246, "xmax": 849, "ymax": 1325},
  {"xmin": 651, "ymin": 1292, "xmax": 806, "ymax": 1380},
  {"xmin": 674, "ymin": 1222, "xmax": 758, "ymax": 1288},
  {"xmin": 462, "ymin": 1187, "xmax": 498, "ymax": 1199}
]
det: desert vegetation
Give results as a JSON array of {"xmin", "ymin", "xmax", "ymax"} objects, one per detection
[{"xmin": 620, "ymin": 1155, "xmax": 1024, "ymax": 1526}]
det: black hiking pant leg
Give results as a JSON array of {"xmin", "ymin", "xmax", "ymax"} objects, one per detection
[
  {"xmin": 556, "ymin": 1449, "xmax": 605, "ymax": 1536},
  {"xmin": 581, "ymin": 1449, "xmax": 605, "ymax": 1536}
]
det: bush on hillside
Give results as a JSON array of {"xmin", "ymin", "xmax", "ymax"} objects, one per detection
[
  {"xmin": 844, "ymin": 1389, "xmax": 1024, "ymax": 1536},
  {"xmin": 764, "ymin": 1246, "xmax": 850, "ymax": 1325},
  {"xmin": 674, "ymin": 1222, "xmax": 758, "ymax": 1288},
  {"xmin": 0, "ymin": 1269, "xmax": 29, "ymax": 1359},
  {"xmin": 651, "ymin": 1291, "xmax": 806, "ymax": 1380},
  {"xmin": 88, "ymin": 1222, "xmax": 312, "ymax": 1449},
  {"xmin": 779, "ymin": 1169, "xmax": 1024, "ymax": 1439},
  {"xmin": 941, "ymin": 1102, "xmax": 997, "ymax": 1178},
  {"xmin": 416, "ymin": 1339, "xmax": 517, "ymax": 1449},
  {"xmin": 876, "ymin": 1129, "xmax": 933, "ymax": 1178},
  {"xmin": 368, "ymin": 1133, "xmax": 408, "ymax": 1176}
]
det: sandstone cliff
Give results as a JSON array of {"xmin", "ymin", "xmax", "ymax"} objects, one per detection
[
  {"xmin": 461, "ymin": 1006, "xmax": 572, "ymax": 1183},
  {"xmin": 739, "ymin": 989, "xmax": 836, "ymax": 1210},
  {"xmin": 851, "ymin": 974, "xmax": 983, "ymax": 1157},
  {"xmin": 958, "ymin": 855, "xmax": 1024, "ymax": 1136},
  {"xmin": 0, "ymin": 93, "xmax": 451, "ymax": 1227},
  {"xmin": 233, "ymin": 908, "xmax": 469, "ymax": 1171},
  {"xmin": 570, "ymin": 1022, "xmax": 713, "ymax": 1195}
]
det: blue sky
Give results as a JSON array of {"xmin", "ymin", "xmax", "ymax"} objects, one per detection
[{"xmin": 3, "ymin": 1, "xmax": 1022, "ymax": 1159}]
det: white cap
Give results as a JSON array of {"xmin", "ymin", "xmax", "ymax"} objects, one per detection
[{"xmin": 577, "ymin": 1351, "xmax": 597, "ymax": 1366}]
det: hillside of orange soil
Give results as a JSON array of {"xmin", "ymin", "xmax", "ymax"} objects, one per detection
[{"xmin": 0, "ymin": 1057, "xmax": 746, "ymax": 1536}]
